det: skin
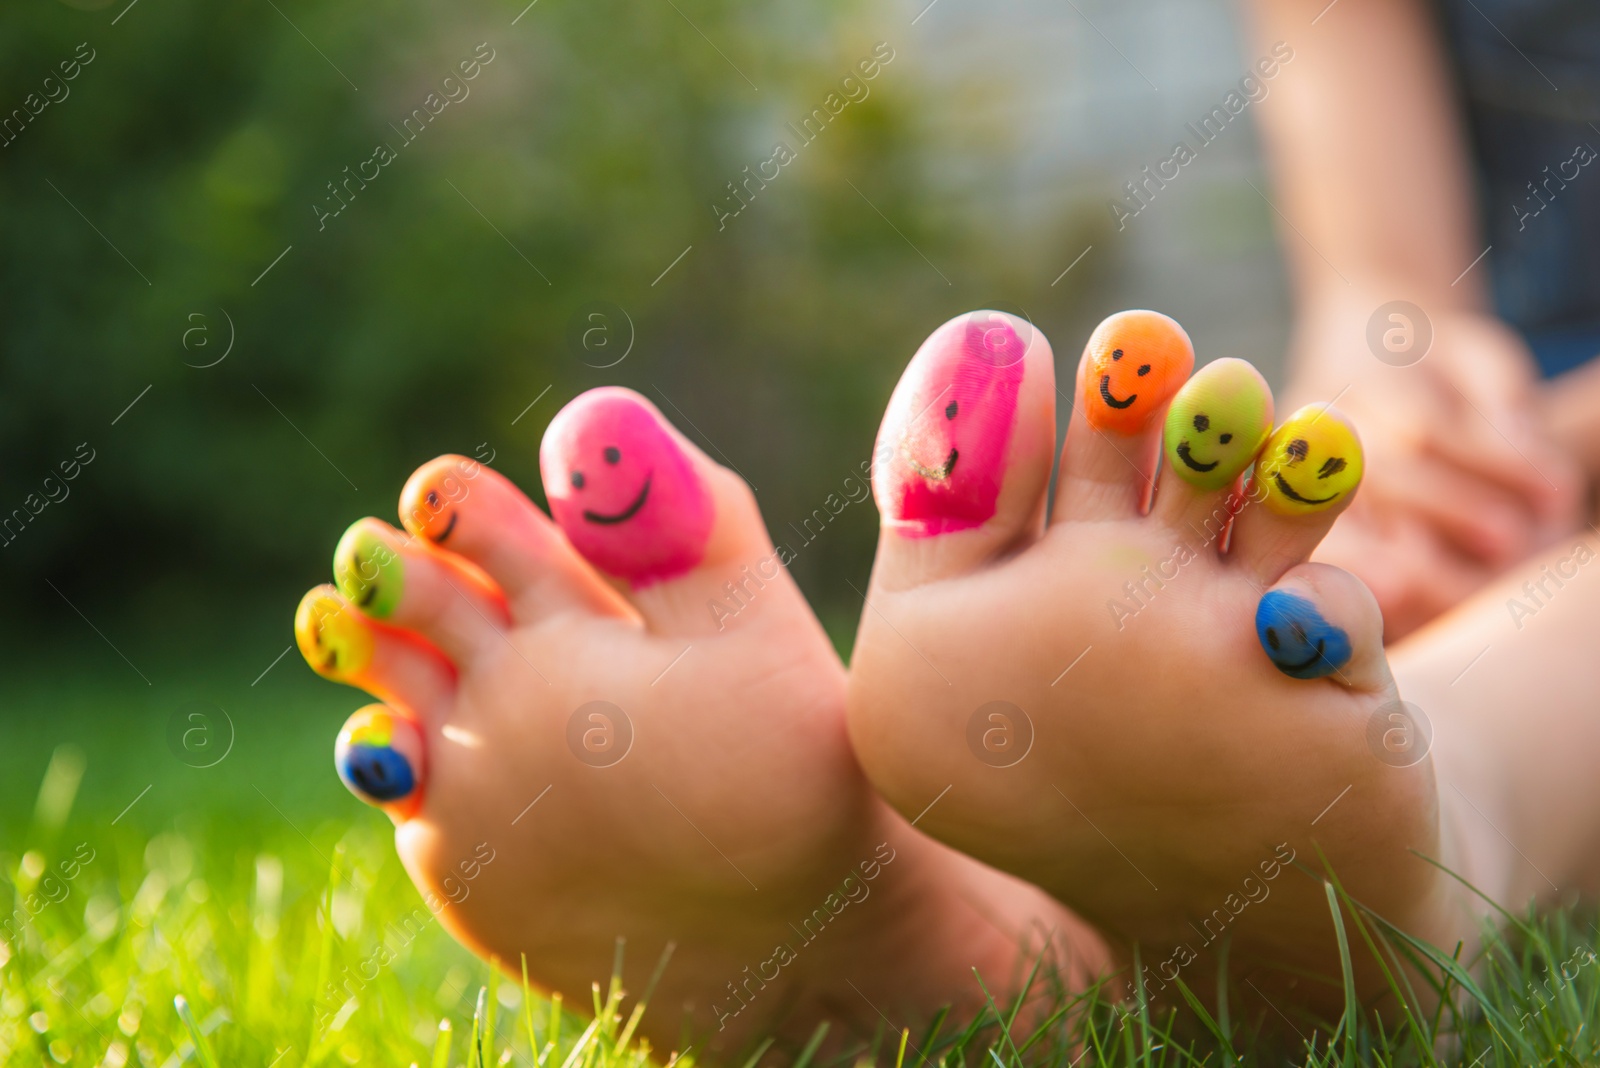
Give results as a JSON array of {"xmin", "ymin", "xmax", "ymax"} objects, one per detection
[
  {"xmin": 1245, "ymin": 0, "xmax": 1582, "ymax": 638},
  {"xmin": 294, "ymin": 389, "xmax": 1109, "ymax": 1057}
]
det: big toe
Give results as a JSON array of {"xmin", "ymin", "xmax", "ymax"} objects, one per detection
[
  {"xmin": 540, "ymin": 386, "xmax": 811, "ymax": 638},
  {"xmin": 868, "ymin": 310, "xmax": 1058, "ymax": 590}
]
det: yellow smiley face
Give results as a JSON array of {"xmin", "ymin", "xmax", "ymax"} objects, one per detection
[
  {"xmin": 295, "ymin": 586, "xmax": 374, "ymax": 679},
  {"xmin": 1257, "ymin": 405, "xmax": 1363, "ymax": 516}
]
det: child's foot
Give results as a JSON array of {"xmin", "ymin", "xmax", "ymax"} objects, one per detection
[
  {"xmin": 846, "ymin": 310, "xmax": 1500, "ymax": 1011},
  {"xmin": 294, "ymin": 387, "xmax": 1107, "ymax": 1054}
]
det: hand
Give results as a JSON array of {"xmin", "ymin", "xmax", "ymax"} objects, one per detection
[{"xmin": 1286, "ymin": 295, "xmax": 1583, "ymax": 639}]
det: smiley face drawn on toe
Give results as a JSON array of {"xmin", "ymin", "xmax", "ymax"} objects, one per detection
[
  {"xmin": 401, "ymin": 459, "xmax": 481, "ymax": 545},
  {"xmin": 877, "ymin": 312, "xmax": 1028, "ymax": 537},
  {"xmin": 1162, "ymin": 358, "xmax": 1273, "ymax": 491},
  {"xmin": 336, "ymin": 705, "xmax": 425, "ymax": 816},
  {"xmin": 543, "ymin": 391, "xmax": 713, "ymax": 586},
  {"xmin": 1257, "ymin": 406, "xmax": 1364, "ymax": 516},
  {"xmin": 333, "ymin": 524, "xmax": 405, "ymax": 619},
  {"xmin": 1083, "ymin": 310, "xmax": 1194, "ymax": 434},
  {"xmin": 295, "ymin": 587, "xmax": 374, "ymax": 680},
  {"xmin": 582, "ymin": 472, "xmax": 652, "ymax": 524},
  {"xmin": 1255, "ymin": 590, "xmax": 1352, "ymax": 680}
]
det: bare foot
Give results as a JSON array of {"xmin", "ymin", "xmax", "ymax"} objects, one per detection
[
  {"xmin": 846, "ymin": 310, "xmax": 1480, "ymax": 1014},
  {"xmin": 293, "ymin": 386, "xmax": 1107, "ymax": 1055}
]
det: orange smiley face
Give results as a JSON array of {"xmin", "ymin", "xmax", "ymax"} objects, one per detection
[{"xmin": 1081, "ymin": 310, "xmax": 1195, "ymax": 434}]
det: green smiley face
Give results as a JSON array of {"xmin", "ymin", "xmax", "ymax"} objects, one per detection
[{"xmin": 1163, "ymin": 358, "xmax": 1274, "ymax": 491}]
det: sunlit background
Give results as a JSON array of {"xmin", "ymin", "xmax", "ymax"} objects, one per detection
[{"xmin": 0, "ymin": 0, "xmax": 1296, "ymax": 1056}]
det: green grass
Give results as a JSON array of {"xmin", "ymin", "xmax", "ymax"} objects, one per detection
[{"xmin": 4, "ymin": 653, "xmax": 1600, "ymax": 1066}]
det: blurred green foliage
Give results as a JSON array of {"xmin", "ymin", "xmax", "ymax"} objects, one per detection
[{"xmin": 0, "ymin": 0, "xmax": 1100, "ymax": 657}]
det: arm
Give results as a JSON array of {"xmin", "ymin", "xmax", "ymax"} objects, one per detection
[
  {"xmin": 1244, "ymin": 0, "xmax": 1487, "ymax": 320},
  {"xmin": 1242, "ymin": 0, "xmax": 1582, "ymax": 638}
]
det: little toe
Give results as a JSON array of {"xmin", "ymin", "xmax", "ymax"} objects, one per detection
[
  {"xmin": 1255, "ymin": 562, "xmax": 1390, "ymax": 693},
  {"xmin": 540, "ymin": 386, "xmax": 803, "ymax": 636},
  {"xmin": 294, "ymin": 585, "xmax": 455, "ymax": 719},
  {"xmin": 1153, "ymin": 357, "xmax": 1274, "ymax": 539},
  {"xmin": 334, "ymin": 518, "xmax": 510, "ymax": 663},
  {"xmin": 869, "ymin": 310, "xmax": 1057, "ymax": 589},
  {"xmin": 1053, "ymin": 309, "xmax": 1195, "ymax": 522},
  {"xmin": 334, "ymin": 703, "xmax": 427, "ymax": 821},
  {"xmin": 1230, "ymin": 404, "xmax": 1365, "ymax": 585},
  {"xmin": 399, "ymin": 455, "xmax": 632, "ymax": 623}
]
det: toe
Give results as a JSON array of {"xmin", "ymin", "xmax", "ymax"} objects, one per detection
[
  {"xmin": 1152, "ymin": 357, "xmax": 1274, "ymax": 538},
  {"xmin": 334, "ymin": 518, "xmax": 510, "ymax": 663},
  {"xmin": 1255, "ymin": 562, "xmax": 1389, "ymax": 693},
  {"xmin": 869, "ymin": 310, "xmax": 1057, "ymax": 588},
  {"xmin": 399, "ymin": 456, "xmax": 633, "ymax": 624},
  {"xmin": 1053, "ymin": 309, "xmax": 1195, "ymax": 522},
  {"xmin": 540, "ymin": 386, "xmax": 805, "ymax": 636},
  {"xmin": 335, "ymin": 704, "xmax": 427, "ymax": 821},
  {"xmin": 1230, "ymin": 404, "xmax": 1365, "ymax": 585},
  {"xmin": 295, "ymin": 585, "xmax": 454, "ymax": 720}
]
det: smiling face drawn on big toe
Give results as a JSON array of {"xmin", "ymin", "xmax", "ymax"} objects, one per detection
[
  {"xmin": 1163, "ymin": 358, "xmax": 1273, "ymax": 491},
  {"xmin": 1257, "ymin": 405, "xmax": 1365, "ymax": 516},
  {"xmin": 876, "ymin": 311, "xmax": 1028, "ymax": 537},
  {"xmin": 1082, "ymin": 309, "xmax": 1194, "ymax": 434},
  {"xmin": 542, "ymin": 389, "xmax": 713, "ymax": 586}
]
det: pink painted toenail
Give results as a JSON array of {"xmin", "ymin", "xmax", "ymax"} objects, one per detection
[
  {"xmin": 876, "ymin": 312, "xmax": 1027, "ymax": 536},
  {"xmin": 543, "ymin": 389, "xmax": 713, "ymax": 586}
]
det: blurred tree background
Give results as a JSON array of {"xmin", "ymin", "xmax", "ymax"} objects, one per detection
[{"xmin": 0, "ymin": 0, "xmax": 1114, "ymax": 670}]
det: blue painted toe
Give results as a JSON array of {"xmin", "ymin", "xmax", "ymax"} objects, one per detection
[{"xmin": 1255, "ymin": 590, "xmax": 1351, "ymax": 680}]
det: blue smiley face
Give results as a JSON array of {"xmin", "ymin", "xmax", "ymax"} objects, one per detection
[
  {"xmin": 1255, "ymin": 590, "xmax": 1352, "ymax": 680},
  {"xmin": 338, "ymin": 743, "xmax": 416, "ymax": 801}
]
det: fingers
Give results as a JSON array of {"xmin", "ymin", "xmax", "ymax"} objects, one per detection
[
  {"xmin": 334, "ymin": 518, "xmax": 510, "ymax": 663},
  {"xmin": 294, "ymin": 585, "xmax": 454, "ymax": 720},
  {"xmin": 399, "ymin": 456, "xmax": 631, "ymax": 624},
  {"xmin": 1054, "ymin": 309, "xmax": 1194, "ymax": 522},
  {"xmin": 869, "ymin": 310, "xmax": 1057, "ymax": 588},
  {"xmin": 1254, "ymin": 562, "xmax": 1389, "ymax": 693},
  {"xmin": 335, "ymin": 704, "xmax": 427, "ymax": 821},
  {"xmin": 1369, "ymin": 450, "xmax": 1536, "ymax": 564},
  {"xmin": 1230, "ymin": 404, "xmax": 1364, "ymax": 585}
]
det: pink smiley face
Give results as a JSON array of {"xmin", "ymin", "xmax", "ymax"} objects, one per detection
[
  {"xmin": 542, "ymin": 388, "xmax": 713, "ymax": 586},
  {"xmin": 875, "ymin": 312, "xmax": 1027, "ymax": 536}
]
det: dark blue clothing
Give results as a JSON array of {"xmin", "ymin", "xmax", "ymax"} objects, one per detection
[{"xmin": 1435, "ymin": 0, "xmax": 1600, "ymax": 376}]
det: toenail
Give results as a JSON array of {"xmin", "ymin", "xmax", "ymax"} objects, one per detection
[
  {"xmin": 295, "ymin": 587, "xmax": 375, "ymax": 678},
  {"xmin": 1162, "ymin": 358, "xmax": 1272, "ymax": 491},
  {"xmin": 336, "ymin": 705, "xmax": 425, "ymax": 814},
  {"xmin": 1254, "ymin": 590, "xmax": 1351, "ymax": 680},
  {"xmin": 333, "ymin": 523, "xmax": 406, "ymax": 619},
  {"xmin": 875, "ymin": 312, "xmax": 1026, "ymax": 537},
  {"xmin": 542, "ymin": 390, "xmax": 713, "ymax": 586},
  {"xmin": 1254, "ymin": 407, "xmax": 1363, "ymax": 516},
  {"xmin": 1084, "ymin": 310, "xmax": 1193, "ymax": 433},
  {"xmin": 400, "ymin": 460, "xmax": 477, "ymax": 543}
]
